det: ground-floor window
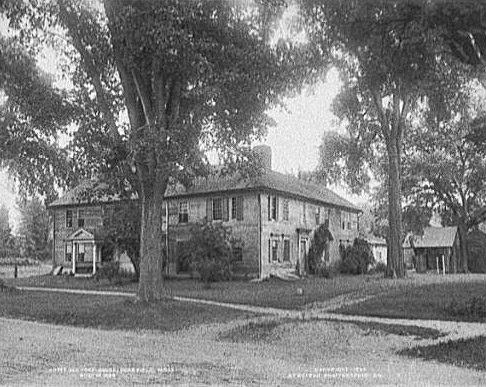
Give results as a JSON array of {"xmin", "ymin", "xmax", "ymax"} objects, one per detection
[
  {"xmin": 269, "ymin": 239, "xmax": 279, "ymax": 262},
  {"xmin": 232, "ymin": 246, "xmax": 243, "ymax": 262},
  {"xmin": 283, "ymin": 239, "xmax": 290, "ymax": 262},
  {"xmin": 65, "ymin": 243, "xmax": 72, "ymax": 262}
]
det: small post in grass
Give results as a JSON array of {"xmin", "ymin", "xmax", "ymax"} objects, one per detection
[
  {"xmin": 436, "ymin": 256, "xmax": 439, "ymax": 275},
  {"xmin": 442, "ymin": 255, "xmax": 445, "ymax": 275}
]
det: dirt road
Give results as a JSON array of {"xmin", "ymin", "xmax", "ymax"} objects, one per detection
[{"xmin": 1, "ymin": 314, "xmax": 485, "ymax": 387}]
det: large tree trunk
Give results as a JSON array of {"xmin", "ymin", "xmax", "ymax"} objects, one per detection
[
  {"xmin": 386, "ymin": 144, "xmax": 405, "ymax": 278},
  {"xmin": 138, "ymin": 177, "xmax": 167, "ymax": 302},
  {"xmin": 457, "ymin": 221, "xmax": 469, "ymax": 273}
]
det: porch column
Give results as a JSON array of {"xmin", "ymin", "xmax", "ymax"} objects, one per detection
[
  {"xmin": 92, "ymin": 242, "xmax": 97, "ymax": 275},
  {"xmin": 72, "ymin": 242, "xmax": 76, "ymax": 275}
]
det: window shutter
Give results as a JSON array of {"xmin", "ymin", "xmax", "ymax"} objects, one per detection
[
  {"xmin": 237, "ymin": 197, "xmax": 244, "ymax": 221},
  {"xmin": 206, "ymin": 199, "xmax": 213, "ymax": 221},
  {"xmin": 268, "ymin": 195, "xmax": 271, "ymax": 220},
  {"xmin": 268, "ymin": 239, "xmax": 271, "ymax": 263},
  {"xmin": 276, "ymin": 197, "xmax": 279, "ymax": 221},
  {"xmin": 223, "ymin": 198, "xmax": 229, "ymax": 221}
]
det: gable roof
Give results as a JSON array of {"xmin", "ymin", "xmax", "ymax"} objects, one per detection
[
  {"xmin": 413, "ymin": 227, "xmax": 458, "ymax": 249},
  {"xmin": 50, "ymin": 170, "xmax": 360, "ymax": 212},
  {"xmin": 49, "ymin": 180, "xmax": 133, "ymax": 208},
  {"xmin": 166, "ymin": 169, "xmax": 360, "ymax": 212}
]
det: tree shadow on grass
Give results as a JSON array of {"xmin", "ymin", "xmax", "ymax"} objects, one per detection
[{"xmin": 398, "ymin": 336, "xmax": 486, "ymax": 371}]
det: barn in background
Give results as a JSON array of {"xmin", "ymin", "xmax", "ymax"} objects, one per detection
[{"xmin": 413, "ymin": 227, "xmax": 460, "ymax": 273}]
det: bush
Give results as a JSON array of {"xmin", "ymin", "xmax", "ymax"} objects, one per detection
[
  {"xmin": 188, "ymin": 222, "xmax": 238, "ymax": 285},
  {"xmin": 308, "ymin": 225, "xmax": 334, "ymax": 274},
  {"xmin": 339, "ymin": 238, "xmax": 375, "ymax": 275},
  {"xmin": 315, "ymin": 262, "xmax": 333, "ymax": 278},
  {"xmin": 445, "ymin": 297, "xmax": 486, "ymax": 319},
  {"xmin": 369, "ymin": 261, "xmax": 387, "ymax": 274},
  {"xmin": 94, "ymin": 261, "xmax": 120, "ymax": 283}
]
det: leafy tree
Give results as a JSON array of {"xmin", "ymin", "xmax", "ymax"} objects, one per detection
[
  {"xmin": 302, "ymin": 1, "xmax": 477, "ymax": 278},
  {"xmin": 101, "ymin": 200, "xmax": 141, "ymax": 279},
  {"xmin": 17, "ymin": 197, "xmax": 50, "ymax": 260},
  {"xmin": 0, "ymin": 33, "xmax": 75, "ymax": 200},
  {"xmin": 2, "ymin": 1, "xmax": 304, "ymax": 301},
  {"xmin": 403, "ymin": 85, "xmax": 486, "ymax": 273},
  {"xmin": 0, "ymin": 204, "xmax": 13, "ymax": 258}
]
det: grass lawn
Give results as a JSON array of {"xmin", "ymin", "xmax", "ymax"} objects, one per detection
[
  {"xmin": 7, "ymin": 272, "xmax": 486, "ymax": 322},
  {"xmin": 335, "ymin": 278, "xmax": 486, "ymax": 322},
  {"xmin": 0, "ymin": 287, "xmax": 253, "ymax": 332},
  {"xmin": 399, "ymin": 336, "xmax": 486, "ymax": 372}
]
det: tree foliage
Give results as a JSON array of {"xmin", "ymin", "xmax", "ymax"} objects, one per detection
[
  {"xmin": 101, "ymin": 200, "xmax": 141, "ymax": 279},
  {"xmin": 1, "ymin": 1, "xmax": 305, "ymax": 301},
  {"xmin": 0, "ymin": 204, "xmax": 14, "ymax": 258},
  {"xmin": 302, "ymin": 1, "xmax": 483, "ymax": 278},
  {"xmin": 17, "ymin": 197, "xmax": 50, "ymax": 260},
  {"xmin": 103, "ymin": 201, "xmax": 141, "ymax": 278}
]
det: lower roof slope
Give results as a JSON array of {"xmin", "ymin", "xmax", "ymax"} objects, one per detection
[{"xmin": 50, "ymin": 170, "xmax": 361, "ymax": 212}]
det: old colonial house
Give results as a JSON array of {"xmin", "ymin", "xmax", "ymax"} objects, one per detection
[{"xmin": 49, "ymin": 146, "xmax": 361, "ymax": 278}]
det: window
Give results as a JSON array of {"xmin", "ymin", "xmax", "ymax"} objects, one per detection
[
  {"xmin": 178, "ymin": 201, "xmax": 188, "ymax": 223},
  {"xmin": 341, "ymin": 211, "xmax": 346, "ymax": 230},
  {"xmin": 213, "ymin": 198, "xmax": 223, "ymax": 220},
  {"xmin": 231, "ymin": 196, "xmax": 244, "ymax": 221},
  {"xmin": 303, "ymin": 203, "xmax": 306, "ymax": 223},
  {"xmin": 315, "ymin": 207, "xmax": 320, "ymax": 225},
  {"xmin": 77, "ymin": 209, "xmax": 85, "ymax": 228},
  {"xmin": 282, "ymin": 199, "xmax": 289, "ymax": 221},
  {"xmin": 324, "ymin": 209, "xmax": 330, "ymax": 228},
  {"xmin": 232, "ymin": 247, "xmax": 243, "ymax": 262},
  {"xmin": 269, "ymin": 239, "xmax": 279, "ymax": 262},
  {"xmin": 283, "ymin": 240, "xmax": 290, "ymax": 262},
  {"xmin": 77, "ymin": 244, "xmax": 85, "ymax": 262},
  {"xmin": 206, "ymin": 198, "xmax": 229, "ymax": 221},
  {"xmin": 66, "ymin": 210, "xmax": 73, "ymax": 228},
  {"xmin": 65, "ymin": 244, "xmax": 72, "ymax": 262},
  {"xmin": 268, "ymin": 195, "xmax": 278, "ymax": 221}
]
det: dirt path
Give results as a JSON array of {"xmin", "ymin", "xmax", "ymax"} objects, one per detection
[{"xmin": 1, "ymin": 312, "xmax": 486, "ymax": 387}]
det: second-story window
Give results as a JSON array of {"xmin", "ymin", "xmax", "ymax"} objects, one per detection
[
  {"xmin": 213, "ymin": 198, "xmax": 223, "ymax": 220},
  {"xmin": 268, "ymin": 195, "xmax": 278, "ymax": 221},
  {"xmin": 178, "ymin": 202, "xmax": 188, "ymax": 223},
  {"xmin": 66, "ymin": 210, "xmax": 73, "ymax": 228},
  {"xmin": 231, "ymin": 196, "xmax": 244, "ymax": 221},
  {"xmin": 303, "ymin": 203, "xmax": 306, "ymax": 223},
  {"xmin": 315, "ymin": 207, "xmax": 320, "ymax": 225},
  {"xmin": 282, "ymin": 199, "xmax": 289, "ymax": 221},
  {"xmin": 77, "ymin": 209, "xmax": 85, "ymax": 228}
]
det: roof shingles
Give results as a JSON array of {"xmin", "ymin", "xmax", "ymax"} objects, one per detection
[{"xmin": 50, "ymin": 170, "xmax": 360, "ymax": 212}]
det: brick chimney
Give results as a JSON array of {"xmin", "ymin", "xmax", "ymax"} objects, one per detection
[{"xmin": 253, "ymin": 145, "xmax": 272, "ymax": 170}]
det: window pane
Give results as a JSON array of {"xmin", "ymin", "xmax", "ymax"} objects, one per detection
[
  {"xmin": 271, "ymin": 240, "xmax": 278, "ymax": 262},
  {"xmin": 66, "ymin": 210, "xmax": 73, "ymax": 228},
  {"xmin": 231, "ymin": 197, "xmax": 237, "ymax": 219},
  {"xmin": 179, "ymin": 202, "xmax": 188, "ymax": 223},
  {"xmin": 283, "ymin": 240, "xmax": 290, "ymax": 262},
  {"xmin": 283, "ymin": 199, "xmax": 289, "ymax": 221},
  {"xmin": 213, "ymin": 198, "xmax": 223, "ymax": 220}
]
